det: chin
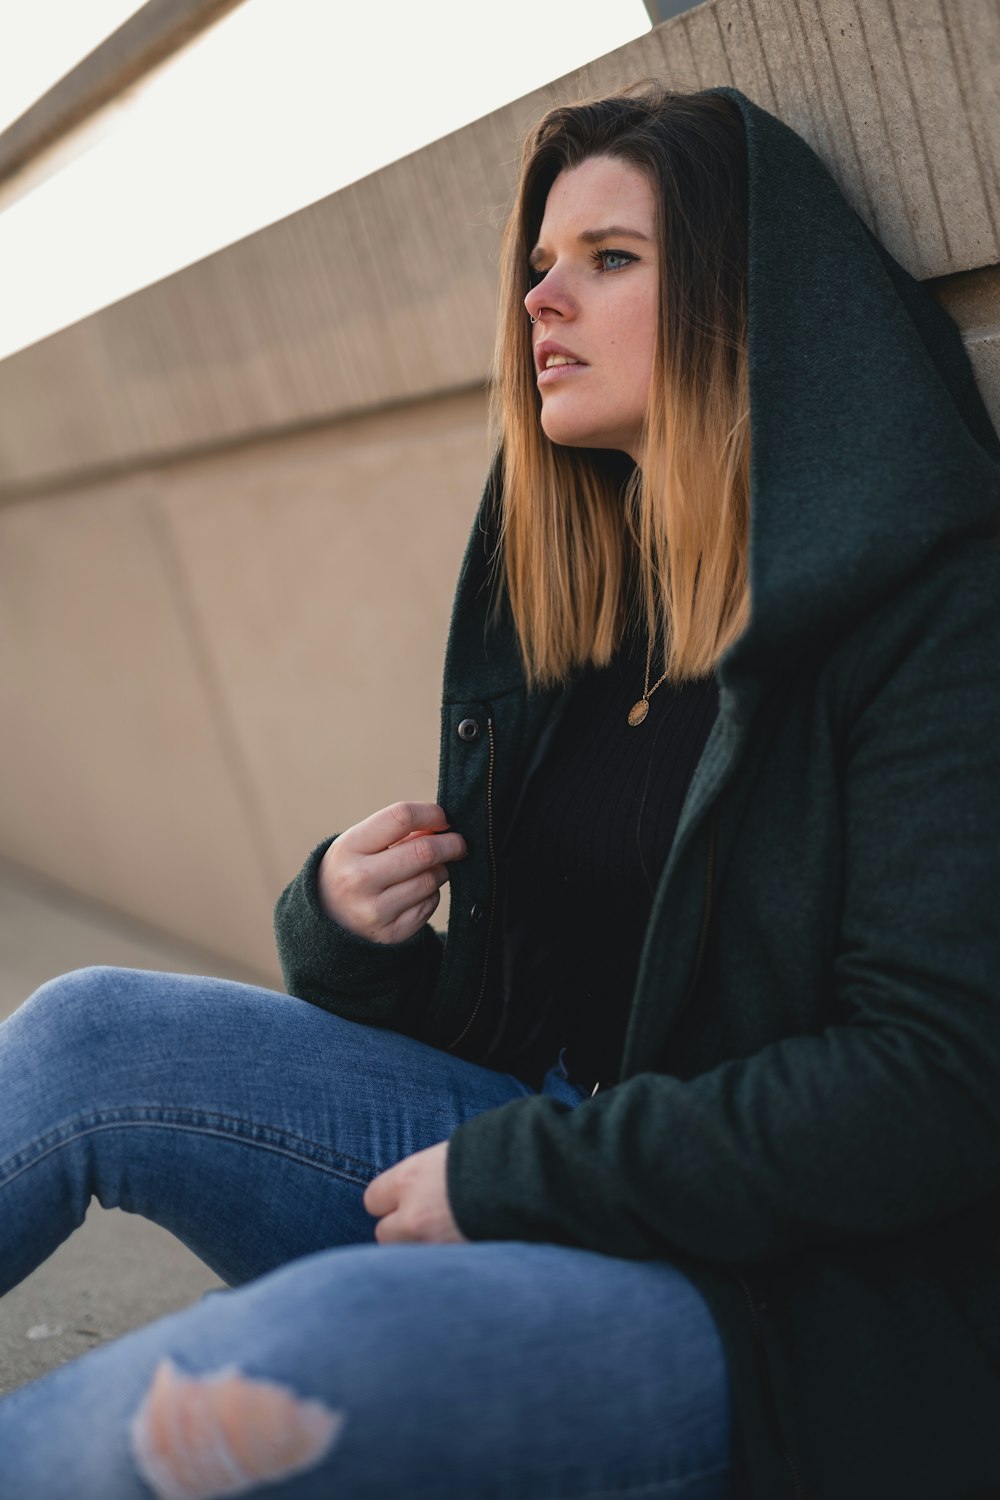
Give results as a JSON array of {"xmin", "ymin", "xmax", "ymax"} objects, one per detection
[
  {"xmin": 539, "ymin": 403, "xmax": 633, "ymax": 455},
  {"xmin": 544, "ymin": 430, "xmax": 630, "ymax": 458},
  {"xmin": 541, "ymin": 417, "xmax": 610, "ymax": 450}
]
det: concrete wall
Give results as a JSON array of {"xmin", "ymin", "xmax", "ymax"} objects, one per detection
[
  {"xmin": 0, "ymin": 393, "xmax": 488, "ymax": 975},
  {"xmin": 0, "ymin": 0, "xmax": 998, "ymax": 980}
]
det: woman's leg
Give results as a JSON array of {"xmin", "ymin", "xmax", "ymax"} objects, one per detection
[
  {"xmin": 0, "ymin": 965, "xmax": 535, "ymax": 1293},
  {"xmin": 0, "ymin": 1237, "xmax": 733, "ymax": 1500}
]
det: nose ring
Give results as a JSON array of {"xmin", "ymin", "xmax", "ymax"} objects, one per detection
[{"xmin": 529, "ymin": 315, "xmax": 538, "ymax": 324}]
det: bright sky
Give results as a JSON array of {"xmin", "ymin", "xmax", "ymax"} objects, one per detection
[{"xmin": 0, "ymin": 0, "xmax": 652, "ymax": 361}]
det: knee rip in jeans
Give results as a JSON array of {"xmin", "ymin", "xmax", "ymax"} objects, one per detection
[{"xmin": 129, "ymin": 1357, "xmax": 346, "ymax": 1499}]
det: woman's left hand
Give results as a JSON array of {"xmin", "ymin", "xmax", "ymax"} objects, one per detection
[{"xmin": 363, "ymin": 1140, "xmax": 469, "ymax": 1244}]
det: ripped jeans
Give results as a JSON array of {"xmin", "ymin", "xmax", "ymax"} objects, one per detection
[{"xmin": 0, "ymin": 967, "xmax": 734, "ymax": 1499}]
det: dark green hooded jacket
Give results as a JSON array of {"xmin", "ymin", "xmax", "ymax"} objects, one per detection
[{"xmin": 274, "ymin": 88, "xmax": 1000, "ymax": 1498}]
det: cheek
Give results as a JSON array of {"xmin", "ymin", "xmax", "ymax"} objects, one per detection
[
  {"xmin": 628, "ymin": 301, "xmax": 658, "ymax": 374},
  {"xmin": 605, "ymin": 298, "xmax": 656, "ymax": 387}
]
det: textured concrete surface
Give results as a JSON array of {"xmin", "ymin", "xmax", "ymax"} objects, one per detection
[{"xmin": 0, "ymin": 856, "xmax": 268, "ymax": 1396}]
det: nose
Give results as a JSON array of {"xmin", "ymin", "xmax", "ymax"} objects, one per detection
[{"xmin": 524, "ymin": 266, "xmax": 575, "ymax": 325}]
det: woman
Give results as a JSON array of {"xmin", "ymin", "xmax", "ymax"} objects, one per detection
[{"xmin": 0, "ymin": 82, "xmax": 998, "ymax": 1499}]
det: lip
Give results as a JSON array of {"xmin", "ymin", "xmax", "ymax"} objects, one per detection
[{"xmin": 534, "ymin": 338, "xmax": 588, "ymax": 377}]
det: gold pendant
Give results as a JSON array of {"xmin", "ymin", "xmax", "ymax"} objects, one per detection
[{"xmin": 627, "ymin": 698, "xmax": 649, "ymax": 726}]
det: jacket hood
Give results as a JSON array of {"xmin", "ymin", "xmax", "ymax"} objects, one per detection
[
  {"xmin": 444, "ymin": 87, "xmax": 1000, "ymax": 716},
  {"xmin": 708, "ymin": 86, "xmax": 1000, "ymax": 712}
]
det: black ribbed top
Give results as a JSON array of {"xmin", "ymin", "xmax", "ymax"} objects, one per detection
[{"xmin": 485, "ymin": 613, "xmax": 721, "ymax": 1093}]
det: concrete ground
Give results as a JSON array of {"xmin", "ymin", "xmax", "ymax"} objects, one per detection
[{"xmin": 0, "ymin": 856, "xmax": 275, "ymax": 1397}]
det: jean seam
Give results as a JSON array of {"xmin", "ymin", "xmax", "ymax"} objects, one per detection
[{"xmin": 0, "ymin": 1106, "xmax": 382, "ymax": 1187}]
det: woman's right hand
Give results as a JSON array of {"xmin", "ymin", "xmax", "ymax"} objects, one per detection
[{"xmin": 317, "ymin": 802, "xmax": 468, "ymax": 945}]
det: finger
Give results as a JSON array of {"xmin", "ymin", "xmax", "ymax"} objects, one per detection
[
  {"xmin": 363, "ymin": 828, "xmax": 467, "ymax": 909},
  {"xmin": 388, "ymin": 828, "xmax": 450, "ymax": 848},
  {"xmin": 363, "ymin": 1170, "xmax": 394, "ymax": 1218},
  {"xmin": 370, "ymin": 862, "xmax": 451, "ymax": 927},
  {"xmin": 340, "ymin": 802, "xmax": 452, "ymax": 857},
  {"xmin": 336, "ymin": 885, "xmax": 439, "ymax": 947},
  {"xmin": 374, "ymin": 1213, "xmax": 401, "ymax": 1244}
]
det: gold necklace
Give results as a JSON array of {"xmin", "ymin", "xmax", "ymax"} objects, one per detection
[{"xmin": 627, "ymin": 627, "xmax": 669, "ymax": 726}]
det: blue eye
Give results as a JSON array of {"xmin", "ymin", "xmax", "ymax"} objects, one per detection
[{"xmin": 593, "ymin": 248, "xmax": 637, "ymax": 272}]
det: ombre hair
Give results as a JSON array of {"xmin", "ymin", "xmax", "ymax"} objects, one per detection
[{"xmin": 487, "ymin": 82, "xmax": 751, "ymax": 690}]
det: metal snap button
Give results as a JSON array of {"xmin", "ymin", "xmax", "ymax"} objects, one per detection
[
  {"xmin": 469, "ymin": 902, "xmax": 485, "ymax": 922},
  {"xmin": 457, "ymin": 718, "xmax": 481, "ymax": 742}
]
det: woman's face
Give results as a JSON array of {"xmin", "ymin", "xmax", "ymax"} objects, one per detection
[{"xmin": 524, "ymin": 154, "xmax": 658, "ymax": 465}]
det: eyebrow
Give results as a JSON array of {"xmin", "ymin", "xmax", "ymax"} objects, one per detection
[{"xmin": 527, "ymin": 225, "xmax": 652, "ymax": 269}]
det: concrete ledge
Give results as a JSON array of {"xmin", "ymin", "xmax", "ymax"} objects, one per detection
[{"xmin": 0, "ymin": 0, "xmax": 246, "ymax": 194}]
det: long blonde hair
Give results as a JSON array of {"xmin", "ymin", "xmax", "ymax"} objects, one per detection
[{"xmin": 487, "ymin": 82, "xmax": 751, "ymax": 690}]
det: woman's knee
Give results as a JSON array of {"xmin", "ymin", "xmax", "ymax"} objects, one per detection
[
  {"xmin": 14, "ymin": 963, "xmax": 115, "ymax": 1040},
  {"xmin": 23, "ymin": 963, "xmax": 133, "ymax": 1018},
  {"xmin": 6, "ymin": 966, "xmax": 161, "ymax": 1105},
  {"xmin": 24, "ymin": 961, "xmax": 138, "ymax": 1031}
]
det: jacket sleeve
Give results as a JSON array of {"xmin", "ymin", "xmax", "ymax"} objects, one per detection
[
  {"xmin": 273, "ymin": 835, "xmax": 444, "ymax": 1036},
  {"xmin": 445, "ymin": 560, "xmax": 1000, "ymax": 1263}
]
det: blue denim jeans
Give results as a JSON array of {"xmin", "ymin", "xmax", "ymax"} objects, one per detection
[{"xmin": 0, "ymin": 966, "xmax": 733, "ymax": 1499}]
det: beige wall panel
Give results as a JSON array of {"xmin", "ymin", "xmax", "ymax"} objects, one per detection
[
  {"xmin": 946, "ymin": 3, "xmax": 1000, "ymax": 257},
  {"xmin": 886, "ymin": 0, "xmax": 1000, "ymax": 271},
  {"xmin": 794, "ymin": 1, "xmax": 925, "ymax": 268},
  {"xmin": 153, "ymin": 390, "xmax": 491, "ymax": 893},
  {"xmin": 709, "ymin": 0, "xmax": 778, "ymax": 108},
  {"xmin": 0, "ymin": 483, "xmax": 277, "ymax": 972},
  {"xmin": 666, "ymin": 4, "xmax": 735, "ymax": 90},
  {"xmin": 1, "ymin": 0, "xmax": 998, "ymax": 490}
]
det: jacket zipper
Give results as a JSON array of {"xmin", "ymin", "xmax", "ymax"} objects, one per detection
[
  {"xmin": 446, "ymin": 715, "xmax": 497, "ymax": 1052},
  {"xmin": 734, "ymin": 1271, "xmax": 805, "ymax": 1500}
]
